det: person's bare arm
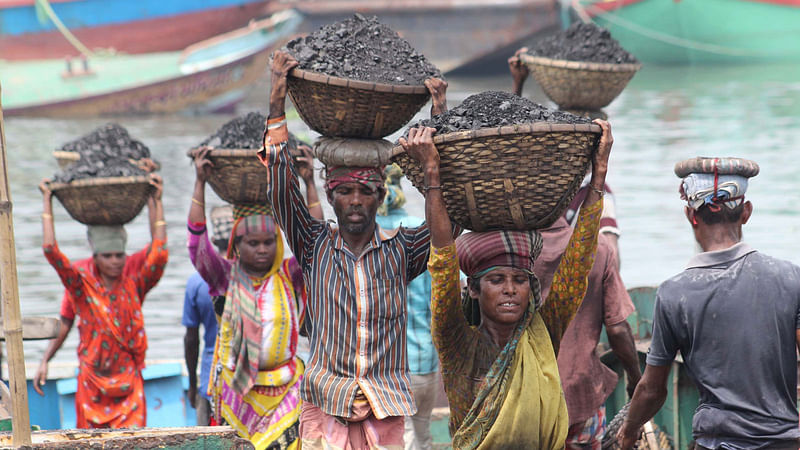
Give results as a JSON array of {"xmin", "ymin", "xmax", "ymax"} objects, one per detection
[
  {"xmin": 425, "ymin": 78, "xmax": 448, "ymax": 117},
  {"xmin": 189, "ymin": 148, "xmax": 213, "ymax": 225},
  {"xmin": 399, "ymin": 126, "xmax": 451, "ymax": 248},
  {"xmin": 508, "ymin": 47, "xmax": 529, "ymax": 96},
  {"xmin": 606, "ymin": 320, "xmax": 642, "ymax": 397},
  {"xmin": 294, "ymin": 145, "xmax": 324, "ymax": 221},
  {"xmin": 617, "ymin": 364, "xmax": 672, "ymax": 449},
  {"xmin": 148, "ymin": 174, "xmax": 166, "ymax": 242},
  {"xmin": 33, "ymin": 316, "xmax": 74, "ymax": 395},
  {"xmin": 39, "ymin": 180, "xmax": 56, "ymax": 247},
  {"xmin": 184, "ymin": 327, "xmax": 200, "ymax": 408},
  {"xmin": 584, "ymin": 120, "xmax": 612, "ymax": 208}
]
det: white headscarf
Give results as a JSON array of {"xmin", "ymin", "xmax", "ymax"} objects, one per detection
[{"xmin": 681, "ymin": 173, "xmax": 748, "ymax": 210}]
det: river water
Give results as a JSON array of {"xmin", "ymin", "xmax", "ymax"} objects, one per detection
[{"xmin": 4, "ymin": 62, "xmax": 800, "ymax": 370}]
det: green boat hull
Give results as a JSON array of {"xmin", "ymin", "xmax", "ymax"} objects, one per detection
[{"xmin": 577, "ymin": 0, "xmax": 800, "ymax": 64}]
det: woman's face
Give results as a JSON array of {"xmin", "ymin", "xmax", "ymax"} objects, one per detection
[
  {"xmin": 469, "ymin": 267, "xmax": 531, "ymax": 326},
  {"xmin": 236, "ymin": 231, "xmax": 277, "ymax": 274},
  {"xmin": 94, "ymin": 252, "xmax": 126, "ymax": 279}
]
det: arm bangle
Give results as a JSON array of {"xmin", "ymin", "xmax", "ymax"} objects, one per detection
[
  {"xmin": 191, "ymin": 198, "xmax": 204, "ymax": 207},
  {"xmin": 154, "ymin": 220, "xmax": 167, "ymax": 227},
  {"xmin": 422, "ymin": 185, "xmax": 442, "ymax": 194},
  {"xmin": 588, "ymin": 184, "xmax": 604, "ymax": 197},
  {"xmin": 307, "ymin": 201, "xmax": 320, "ymax": 209},
  {"xmin": 41, "ymin": 213, "xmax": 53, "ymax": 220}
]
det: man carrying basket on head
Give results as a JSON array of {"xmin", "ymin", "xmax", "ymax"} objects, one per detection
[
  {"xmin": 38, "ymin": 173, "xmax": 168, "ymax": 429},
  {"xmin": 261, "ymin": 50, "xmax": 451, "ymax": 449},
  {"xmin": 399, "ymin": 119, "xmax": 613, "ymax": 449}
]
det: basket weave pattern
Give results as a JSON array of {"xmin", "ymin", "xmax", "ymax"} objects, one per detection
[
  {"xmin": 287, "ymin": 68, "xmax": 430, "ymax": 139},
  {"xmin": 195, "ymin": 149, "xmax": 269, "ymax": 205},
  {"xmin": 392, "ymin": 123, "xmax": 600, "ymax": 231},
  {"xmin": 49, "ymin": 176, "xmax": 153, "ymax": 225},
  {"xmin": 521, "ymin": 55, "xmax": 640, "ymax": 110}
]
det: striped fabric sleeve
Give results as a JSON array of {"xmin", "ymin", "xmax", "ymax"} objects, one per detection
[
  {"xmin": 404, "ymin": 223, "xmax": 432, "ymax": 282},
  {"xmin": 539, "ymin": 198, "xmax": 602, "ymax": 354},
  {"xmin": 259, "ymin": 117, "xmax": 323, "ymax": 267}
]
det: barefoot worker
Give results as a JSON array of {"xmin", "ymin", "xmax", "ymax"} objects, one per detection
[
  {"xmin": 260, "ymin": 50, "xmax": 451, "ymax": 449},
  {"xmin": 400, "ymin": 121, "xmax": 613, "ymax": 449},
  {"xmin": 39, "ymin": 174, "xmax": 168, "ymax": 428},
  {"xmin": 187, "ymin": 146, "xmax": 321, "ymax": 449}
]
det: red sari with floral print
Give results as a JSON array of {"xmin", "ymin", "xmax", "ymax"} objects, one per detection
[{"xmin": 43, "ymin": 240, "xmax": 168, "ymax": 428}]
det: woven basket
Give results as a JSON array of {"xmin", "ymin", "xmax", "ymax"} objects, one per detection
[
  {"xmin": 392, "ymin": 122, "xmax": 601, "ymax": 231},
  {"xmin": 52, "ymin": 151, "xmax": 80, "ymax": 169},
  {"xmin": 48, "ymin": 176, "xmax": 153, "ymax": 225},
  {"xmin": 521, "ymin": 54, "xmax": 641, "ymax": 110},
  {"xmin": 287, "ymin": 68, "xmax": 431, "ymax": 139},
  {"xmin": 189, "ymin": 148, "xmax": 269, "ymax": 205}
]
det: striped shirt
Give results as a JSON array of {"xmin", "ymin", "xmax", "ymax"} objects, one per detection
[{"xmin": 259, "ymin": 117, "xmax": 431, "ymax": 419}]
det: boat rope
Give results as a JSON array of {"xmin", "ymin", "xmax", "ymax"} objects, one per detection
[
  {"xmin": 34, "ymin": 0, "xmax": 96, "ymax": 58},
  {"xmin": 572, "ymin": 0, "xmax": 764, "ymax": 57}
]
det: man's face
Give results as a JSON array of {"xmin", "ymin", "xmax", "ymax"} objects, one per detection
[
  {"xmin": 328, "ymin": 182, "xmax": 384, "ymax": 235},
  {"xmin": 469, "ymin": 267, "xmax": 531, "ymax": 326}
]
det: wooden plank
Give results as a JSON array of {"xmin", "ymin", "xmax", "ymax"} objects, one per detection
[
  {"xmin": 0, "ymin": 82, "xmax": 33, "ymax": 444},
  {"xmin": 0, "ymin": 317, "xmax": 59, "ymax": 341}
]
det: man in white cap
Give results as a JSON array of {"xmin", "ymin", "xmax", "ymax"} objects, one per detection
[{"xmin": 618, "ymin": 158, "xmax": 800, "ymax": 449}]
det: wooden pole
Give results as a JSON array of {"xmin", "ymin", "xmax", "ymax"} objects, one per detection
[{"xmin": 0, "ymin": 83, "xmax": 33, "ymax": 445}]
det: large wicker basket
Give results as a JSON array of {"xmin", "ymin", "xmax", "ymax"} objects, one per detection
[
  {"xmin": 189, "ymin": 148, "xmax": 269, "ymax": 205},
  {"xmin": 48, "ymin": 176, "xmax": 153, "ymax": 225},
  {"xmin": 287, "ymin": 68, "xmax": 430, "ymax": 139},
  {"xmin": 520, "ymin": 54, "xmax": 641, "ymax": 110},
  {"xmin": 392, "ymin": 122, "xmax": 601, "ymax": 231}
]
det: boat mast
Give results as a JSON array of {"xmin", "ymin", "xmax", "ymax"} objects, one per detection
[{"xmin": 0, "ymin": 83, "xmax": 33, "ymax": 446}]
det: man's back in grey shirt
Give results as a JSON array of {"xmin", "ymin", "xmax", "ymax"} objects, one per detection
[{"xmin": 648, "ymin": 243, "xmax": 800, "ymax": 448}]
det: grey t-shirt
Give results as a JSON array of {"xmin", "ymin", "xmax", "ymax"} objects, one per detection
[{"xmin": 648, "ymin": 243, "xmax": 800, "ymax": 448}]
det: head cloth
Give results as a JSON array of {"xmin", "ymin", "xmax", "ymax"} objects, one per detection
[
  {"xmin": 675, "ymin": 157, "xmax": 759, "ymax": 212},
  {"xmin": 87, "ymin": 225, "xmax": 127, "ymax": 254},
  {"xmin": 325, "ymin": 165, "xmax": 385, "ymax": 193},
  {"xmin": 456, "ymin": 230, "xmax": 543, "ymax": 278},
  {"xmin": 227, "ymin": 203, "xmax": 278, "ymax": 259}
]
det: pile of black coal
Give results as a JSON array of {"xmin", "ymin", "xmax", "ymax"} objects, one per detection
[
  {"xmin": 530, "ymin": 22, "xmax": 638, "ymax": 64},
  {"xmin": 199, "ymin": 112, "xmax": 308, "ymax": 150},
  {"xmin": 53, "ymin": 124, "xmax": 152, "ymax": 183},
  {"xmin": 286, "ymin": 14, "xmax": 441, "ymax": 85},
  {"xmin": 200, "ymin": 112, "xmax": 266, "ymax": 149},
  {"xmin": 403, "ymin": 91, "xmax": 591, "ymax": 137}
]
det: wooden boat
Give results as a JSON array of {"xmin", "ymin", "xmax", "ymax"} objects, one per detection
[
  {"xmin": 15, "ymin": 360, "xmax": 203, "ymax": 430},
  {"xmin": 0, "ymin": 427, "xmax": 253, "ymax": 448},
  {"xmin": 271, "ymin": 0, "xmax": 560, "ymax": 74},
  {"xmin": 0, "ymin": 0, "xmax": 271, "ymax": 61},
  {"xmin": 570, "ymin": 0, "xmax": 800, "ymax": 65},
  {"xmin": 0, "ymin": 9, "xmax": 302, "ymax": 117}
]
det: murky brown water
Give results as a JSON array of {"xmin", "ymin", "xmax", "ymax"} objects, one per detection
[{"xmin": 5, "ymin": 62, "xmax": 800, "ymax": 369}]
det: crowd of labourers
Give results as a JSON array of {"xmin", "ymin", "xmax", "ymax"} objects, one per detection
[{"xmin": 33, "ymin": 48, "xmax": 800, "ymax": 450}]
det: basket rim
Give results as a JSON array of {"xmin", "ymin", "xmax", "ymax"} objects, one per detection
[
  {"xmin": 48, "ymin": 175, "xmax": 152, "ymax": 191},
  {"xmin": 52, "ymin": 151, "xmax": 81, "ymax": 161},
  {"xmin": 186, "ymin": 147, "xmax": 263, "ymax": 158},
  {"xmin": 288, "ymin": 67, "xmax": 430, "ymax": 95},
  {"xmin": 520, "ymin": 54, "xmax": 642, "ymax": 73},
  {"xmin": 391, "ymin": 122, "xmax": 602, "ymax": 156}
]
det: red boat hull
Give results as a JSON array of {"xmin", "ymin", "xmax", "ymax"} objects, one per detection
[{"xmin": 0, "ymin": 2, "xmax": 269, "ymax": 61}]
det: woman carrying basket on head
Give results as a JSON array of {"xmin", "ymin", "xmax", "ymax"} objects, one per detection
[
  {"xmin": 39, "ymin": 173, "xmax": 168, "ymax": 429},
  {"xmin": 399, "ymin": 120, "xmax": 613, "ymax": 449},
  {"xmin": 187, "ymin": 147, "xmax": 321, "ymax": 450}
]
